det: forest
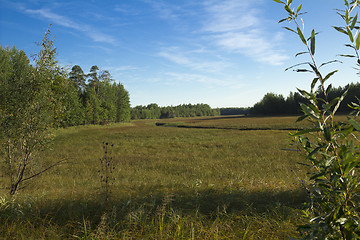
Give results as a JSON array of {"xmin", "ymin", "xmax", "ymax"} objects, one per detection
[
  {"xmin": 131, "ymin": 103, "xmax": 220, "ymax": 119},
  {"xmin": 0, "ymin": 46, "xmax": 131, "ymax": 129},
  {"xmin": 249, "ymin": 83, "xmax": 360, "ymax": 115}
]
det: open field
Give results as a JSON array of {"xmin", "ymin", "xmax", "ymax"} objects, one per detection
[{"xmin": 0, "ymin": 116, "xmax": 313, "ymax": 239}]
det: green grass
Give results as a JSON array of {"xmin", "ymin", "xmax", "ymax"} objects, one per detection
[{"xmin": 0, "ymin": 116, "xmax": 310, "ymax": 239}]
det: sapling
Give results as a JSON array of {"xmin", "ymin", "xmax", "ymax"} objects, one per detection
[
  {"xmin": 0, "ymin": 27, "xmax": 66, "ymax": 196},
  {"xmin": 274, "ymin": 0, "xmax": 360, "ymax": 238}
]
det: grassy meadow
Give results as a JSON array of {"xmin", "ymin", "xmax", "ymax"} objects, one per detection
[{"xmin": 0, "ymin": 115, "xmax": 315, "ymax": 239}]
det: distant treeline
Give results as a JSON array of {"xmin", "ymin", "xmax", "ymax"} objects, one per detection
[
  {"xmin": 250, "ymin": 82, "xmax": 360, "ymax": 115},
  {"xmin": 219, "ymin": 107, "xmax": 250, "ymax": 115},
  {"xmin": 131, "ymin": 103, "xmax": 220, "ymax": 119}
]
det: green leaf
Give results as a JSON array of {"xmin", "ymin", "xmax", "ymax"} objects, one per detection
[
  {"xmin": 296, "ymin": 115, "xmax": 308, "ymax": 122},
  {"xmin": 284, "ymin": 5, "xmax": 293, "ymax": 14},
  {"xmin": 319, "ymin": 60, "xmax": 342, "ymax": 68},
  {"xmin": 324, "ymin": 127, "xmax": 332, "ymax": 141},
  {"xmin": 310, "ymin": 29, "xmax": 316, "ymax": 55},
  {"xmin": 345, "ymin": 43, "xmax": 356, "ymax": 49},
  {"xmin": 300, "ymin": 103, "xmax": 320, "ymax": 120},
  {"xmin": 278, "ymin": 18, "xmax": 288, "ymax": 23},
  {"xmin": 339, "ymin": 126, "xmax": 354, "ymax": 137},
  {"xmin": 297, "ymin": 88, "xmax": 312, "ymax": 98},
  {"xmin": 295, "ymin": 51, "xmax": 308, "ymax": 57},
  {"xmin": 285, "ymin": 62, "xmax": 310, "ymax": 71},
  {"xmin": 344, "ymin": 160, "xmax": 358, "ymax": 175},
  {"xmin": 351, "ymin": 13, "xmax": 358, "ymax": 30},
  {"xmin": 273, "ymin": 0, "xmax": 285, "ymax": 3},
  {"xmin": 296, "ymin": 4, "xmax": 302, "ymax": 14},
  {"xmin": 308, "ymin": 63, "xmax": 322, "ymax": 80},
  {"xmin": 295, "ymin": 69, "xmax": 312, "ymax": 72},
  {"xmin": 312, "ymin": 186, "xmax": 322, "ymax": 195},
  {"xmin": 296, "ymin": 162, "xmax": 312, "ymax": 167},
  {"xmin": 310, "ymin": 171, "xmax": 327, "ymax": 181},
  {"xmin": 349, "ymin": 118, "xmax": 360, "ymax": 131},
  {"xmin": 333, "ymin": 26, "xmax": 348, "ymax": 35},
  {"xmin": 297, "ymin": 27, "xmax": 307, "ymax": 45},
  {"xmin": 327, "ymin": 97, "xmax": 340, "ymax": 109},
  {"xmin": 347, "ymin": 26, "xmax": 354, "ymax": 42},
  {"xmin": 326, "ymin": 84, "xmax": 333, "ymax": 94},
  {"xmin": 311, "ymin": 77, "xmax": 319, "ymax": 91},
  {"xmin": 325, "ymin": 156, "xmax": 336, "ymax": 167},
  {"xmin": 350, "ymin": 1, "xmax": 358, "ymax": 13},
  {"xmin": 283, "ymin": 27, "xmax": 297, "ymax": 34},
  {"xmin": 339, "ymin": 54, "xmax": 357, "ymax": 58},
  {"xmin": 323, "ymin": 70, "xmax": 338, "ymax": 83},
  {"xmin": 356, "ymin": 32, "xmax": 360, "ymax": 50},
  {"xmin": 292, "ymin": 127, "xmax": 321, "ymax": 136}
]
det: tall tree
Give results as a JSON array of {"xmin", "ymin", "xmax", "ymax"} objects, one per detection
[
  {"xmin": 69, "ymin": 65, "xmax": 86, "ymax": 94},
  {"xmin": 114, "ymin": 82, "xmax": 131, "ymax": 122},
  {"xmin": 88, "ymin": 65, "xmax": 100, "ymax": 94},
  {"xmin": 0, "ymin": 28, "xmax": 66, "ymax": 195}
]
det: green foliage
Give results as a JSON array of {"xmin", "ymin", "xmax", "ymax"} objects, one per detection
[
  {"xmin": 251, "ymin": 92, "xmax": 287, "ymax": 115},
  {"xmin": 220, "ymin": 107, "xmax": 249, "ymax": 115},
  {"xmin": 78, "ymin": 66, "xmax": 131, "ymax": 125},
  {"xmin": 0, "ymin": 28, "xmax": 66, "ymax": 195},
  {"xmin": 114, "ymin": 82, "xmax": 131, "ymax": 122},
  {"xmin": 251, "ymin": 82, "xmax": 360, "ymax": 115},
  {"xmin": 131, "ymin": 103, "xmax": 219, "ymax": 120},
  {"xmin": 64, "ymin": 65, "xmax": 131, "ymax": 126},
  {"xmin": 274, "ymin": 0, "xmax": 360, "ymax": 238},
  {"xmin": 69, "ymin": 65, "xmax": 86, "ymax": 93},
  {"xmin": 0, "ymin": 28, "xmax": 132, "ymax": 195}
]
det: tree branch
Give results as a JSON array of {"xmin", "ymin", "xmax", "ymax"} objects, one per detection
[{"xmin": 20, "ymin": 159, "xmax": 67, "ymax": 183}]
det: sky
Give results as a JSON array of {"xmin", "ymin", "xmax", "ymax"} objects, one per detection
[{"xmin": 1, "ymin": 0, "xmax": 360, "ymax": 108}]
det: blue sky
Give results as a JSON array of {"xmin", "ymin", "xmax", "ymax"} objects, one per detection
[{"xmin": 1, "ymin": 0, "xmax": 360, "ymax": 108}]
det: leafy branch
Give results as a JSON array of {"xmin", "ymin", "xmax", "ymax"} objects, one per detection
[{"xmin": 274, "ymin": 0, "xmax": 360, "ymax": 239}]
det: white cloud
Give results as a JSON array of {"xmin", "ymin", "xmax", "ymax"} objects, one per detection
[
  {"xmin": 202, "ymin": 0, "xmax": 289, "ymax": 65},
  {"xmin": 158, "ymin": 48, "xmax": 192, "ymax": 65},
  {"xmin": 158, "ymin": 47, "xmax": 229, "ymax": 72},
  {"xmin": 202, "ymin": 1, "xmax": 259, "ymax": 32},
  {"xmin": 24, "ymin": 8, "xmax": 116, "ymax": 44},
  {"xmin": 113, "ymin": 65, "xmax": 138, "ymax": 71},
  {"xmin": 161, "ymin": 72, "xmax": 245, "ymax": 89},
  {"xmin": 144, "ymin": 0, "xmax": 185, "ymax": 21},
  {"xmin": 215, "ymin": 31, "xmax": 289, "ymax": 66}
]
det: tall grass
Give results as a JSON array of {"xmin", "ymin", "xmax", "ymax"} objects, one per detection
[{"xmin": 0, "ymin": 116, "xmax": 309, "ymax": 239}]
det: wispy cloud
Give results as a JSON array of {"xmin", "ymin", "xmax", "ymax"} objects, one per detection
[
  {"xmin": 215, "ymin": 31, "xmax": 289, "ymax": 66},
  {"xmin": 114, "ymin": 4, "xmax": 141, "ymax": 16},
  {"xmin": 161, "ymin": 72, "xmax": 245, "ymax": 89},
  {"xmin": 158, "ymin": 47, "xmax": 229, "ymax": 73},
  {"xmin": 24, "ymin": 8, "xmax": 116, "ymax": 44},
  {"xmin": 202, "ymin": 0, "xmax": 288, "ymax": 65},
  {"xmin": 144, "ymin": 0, "xmax": 184, "ymax": 21},
  {"xmin": 203, "ymin": 1, "xmax": 259, "ymax": 32},
  {"xmin": 112, "ymin": 65, "xmax": 138, "ymax": 71}
]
